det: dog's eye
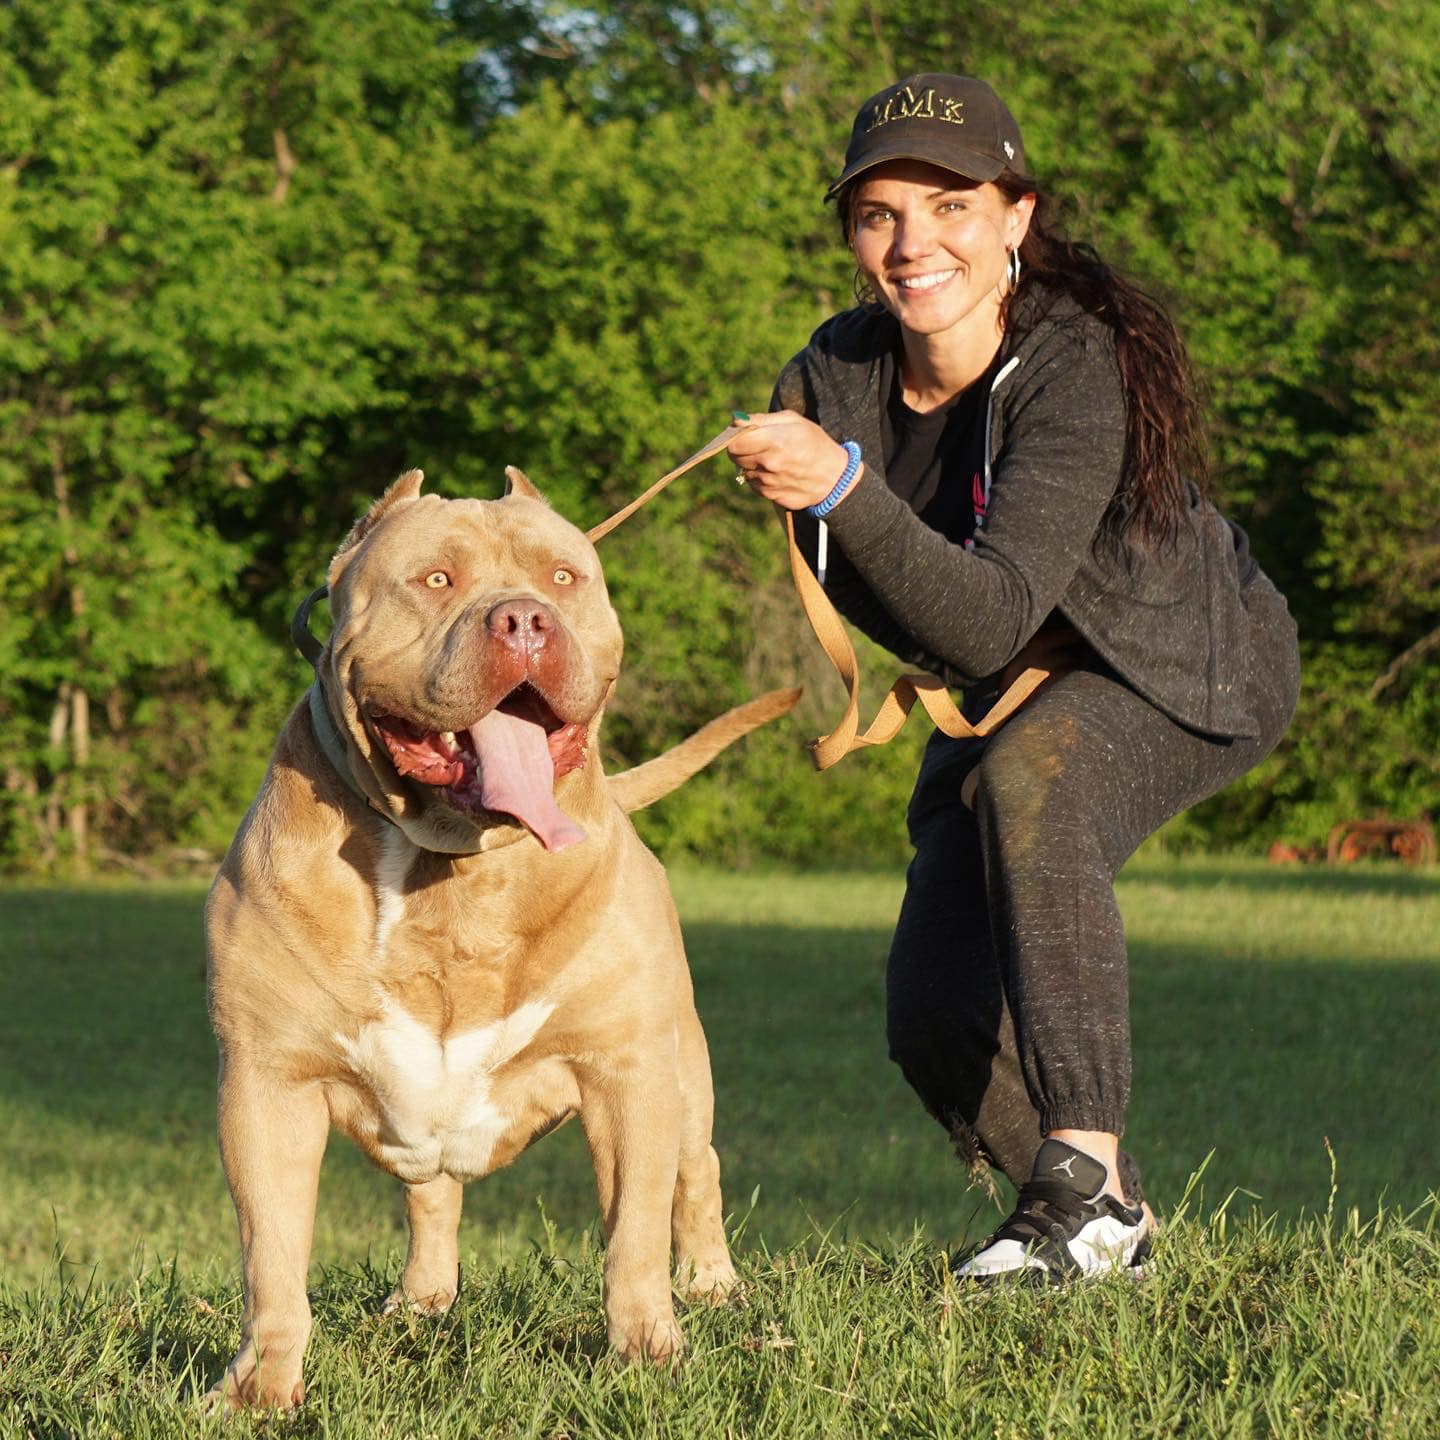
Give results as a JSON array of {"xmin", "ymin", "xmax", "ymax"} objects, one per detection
[
  {"xmin": 424, "ymin": 571, "xmax": 451, "ymax": 589},
  {"xmin": 553, "ymin": 568, "xmax": 575, "ymax": 586}
]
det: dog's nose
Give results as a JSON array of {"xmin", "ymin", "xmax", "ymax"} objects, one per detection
[{"xmin": 486, "ymin": 599, "xmax": 555, "ymax": 651}]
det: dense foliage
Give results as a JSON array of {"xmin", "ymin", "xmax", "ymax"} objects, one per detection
[{"xmin": 2, "ymin": 0, "xmax": 1435, "ymax": 873}]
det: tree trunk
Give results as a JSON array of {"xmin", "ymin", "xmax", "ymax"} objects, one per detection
[
  {"xmin": 69, "ymin": 684, "xmax": 90, "ymax": 875},
  {"xmin": 271, "ymin": 127, "xmax": 297, "ymax": 203},
  {"xmin": 50, "ymin": 427, "xmax": 91, "ymax": 875},
  {"xmin": 45, "ymin": 683, "xmax": 69, "ymax": 850}
]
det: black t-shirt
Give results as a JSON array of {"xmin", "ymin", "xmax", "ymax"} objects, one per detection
[{"xmin": 876, "ymin": 344, "xmax": 1000, "ymax": 549}]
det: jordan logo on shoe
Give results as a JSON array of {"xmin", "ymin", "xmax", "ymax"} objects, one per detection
[{"xmin": 1051, "ymin": 1156, "xmax": 1077, "ymax": 1177}]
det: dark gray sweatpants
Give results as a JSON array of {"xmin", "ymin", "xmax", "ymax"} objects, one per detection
[{"xmin": 886, "ymin": 582, "xmax": 1301, "ymax": 1193}]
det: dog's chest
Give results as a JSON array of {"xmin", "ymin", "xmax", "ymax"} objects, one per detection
[{"xmin": 336, "ymin": 997, "xmax": 555, "ymax": 1183}]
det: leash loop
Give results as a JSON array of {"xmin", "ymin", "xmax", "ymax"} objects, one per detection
[
  {"xmin": 779, "ymin": 509, "xmax": 1048, "ymax": 768},
  {"xmin": 593, "ymin": 422, "xmax": 1051, "ymax": 769}
]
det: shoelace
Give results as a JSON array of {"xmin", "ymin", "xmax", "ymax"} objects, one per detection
[{"xmin": 994, "ymin": 1178, "xmax": 1101, "ymax": 1245}]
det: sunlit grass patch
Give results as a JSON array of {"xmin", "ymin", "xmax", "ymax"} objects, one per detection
[{"xmin": 1, "ymin": 859, "xmax": 1437, "ymax": 1434}]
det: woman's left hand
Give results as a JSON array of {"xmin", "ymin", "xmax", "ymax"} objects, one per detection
[
  {"xmin": 727, "ymin": 411, "xmax": 863, "ymax": 512},
  {"xmin": 999, "ymin": 624, "xmax": 1086, "ymax": 692}
]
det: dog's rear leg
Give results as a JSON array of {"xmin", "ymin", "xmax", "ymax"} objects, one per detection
[
  {"xmin": 581, "ymin": 1063, "xmax": 684, "ymax": 1362},
  {"xmin": 671, "ymin": 1002, "xmax": 737, "ymax": 1303},
  {"xmin": 207, "ymin": 1057, "xmax": 329, "ymax": 1412},
  {"xmin": 383, "ymin": 1176, "xmax": 463, "ymax": 1317}
]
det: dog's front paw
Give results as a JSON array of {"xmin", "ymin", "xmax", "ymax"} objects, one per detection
[
  {"xmin": 608, "ymin": 1306, "xmax": 685, "ymax": 1364},
  {"xmin": 380, "ymin": 1281, "xmax": 458, "ymax": 1319},
  {"xmin": 674, "ymin": 1256, "xmax": 738, "ymax": 1304},
  {"xmin": 204, "ymin": 1343, "xmax": 305, "ymax": 1413}
]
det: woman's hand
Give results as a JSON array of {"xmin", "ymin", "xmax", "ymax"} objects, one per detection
[
  {"xmin": 727, "ymin": 411, "xmax": 863, "ymax": 512},
  {"xmin": 999, "ymin": 624, "xmax": 1085, "ymax": 692}
]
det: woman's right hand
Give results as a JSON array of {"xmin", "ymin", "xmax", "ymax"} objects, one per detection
[{"xmin": 727, "ymin": 411, "xmax": 864, "ymax": 512}]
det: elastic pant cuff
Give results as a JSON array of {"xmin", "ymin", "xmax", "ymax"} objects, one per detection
[{"xmin": 1038, "ymin": 1105, "xmax": 1127, "ymax": 1139}]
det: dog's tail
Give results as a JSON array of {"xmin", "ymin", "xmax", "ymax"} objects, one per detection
[{"xmin": 607, "ymin": 687, "xmax": 803, "ymax": 813}]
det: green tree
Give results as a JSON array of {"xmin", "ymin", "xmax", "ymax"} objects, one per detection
[
  {"xmin": 0, "ymin": 0, "xmax": 484, "ymax": 868},
  {"xmin": 2, "ymin": 0, "xmax": 1434, "ymax": 874}
]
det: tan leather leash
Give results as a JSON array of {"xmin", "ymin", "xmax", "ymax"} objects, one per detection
[
  {"xmin": 587, "ymin": 418, "xmax": 1050, "ymax": 770},
  {"xmin": 585, "ymin": 419, "xmax": 754, "ymax": 543},
  {"xmin": 777, "ymin": 503, "xmax": 1050, "ymax": 767}
]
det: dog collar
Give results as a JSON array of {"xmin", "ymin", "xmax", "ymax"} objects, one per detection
[
  {"xmin": 291, "ymin": 584, "xmax": 328, "ymax": 665},
  {"xmin": 305, "ymin": 680, "xmax": 388, "ymax": 816},
  {"xmin": 291, "ymin": 584, "xmax": 399, "ymax": 825}
]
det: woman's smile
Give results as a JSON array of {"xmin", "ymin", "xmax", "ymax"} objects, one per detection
[
  {"xmin": 849, "ymin": 158, "xmax": 1030, "ymax": 365},
  {"xmin": 894, "ymin": 268, "xmax": 960, "ymax": 292}
]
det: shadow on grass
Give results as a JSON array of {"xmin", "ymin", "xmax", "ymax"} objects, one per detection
[
  {"xmin": 1, "ymin": 874, "xmax": 1436, "ymax": 1265},
  {"xmin": 0, "ymin": 887, "xmax": 215, "ymax": 1137},
  {"xmin": 682, "ymin": 918, "xmax": 1440, "ymax": 1232}
]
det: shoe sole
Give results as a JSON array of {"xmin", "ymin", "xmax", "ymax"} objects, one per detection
[{"xmin": 955, "ymin": 1230, "xmax": 1156, "ymax": 1289}]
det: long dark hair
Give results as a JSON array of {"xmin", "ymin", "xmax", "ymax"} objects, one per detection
[{"xmin": 836, "ymin": 172, "xmax": 1207, "ymax": 550}]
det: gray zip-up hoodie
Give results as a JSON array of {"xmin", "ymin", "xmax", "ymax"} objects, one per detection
[{"xmin": 775, "ymin": 297, "xmax": 1293, "ymax": 740}]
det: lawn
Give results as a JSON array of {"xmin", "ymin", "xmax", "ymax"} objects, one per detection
[{"xmin": 1, "ymin": 858, "xmax": 1437, "ymax": 1437}]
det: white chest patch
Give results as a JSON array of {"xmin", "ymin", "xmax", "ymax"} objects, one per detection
[
  {"xmin": 337, "ymin": 997, "xmax": 555, "ymax": 1183},
  {"xmin": 371, "ymin": 826, "xmax": 416, "ymax": 962}
]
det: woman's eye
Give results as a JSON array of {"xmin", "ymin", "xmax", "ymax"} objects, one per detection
[
  {"xmin": 553, "ymin": 568, "xmax": 575, "ymax": 586},
  {"xmin": 425, "ymin": 571, "xmax": 450, "ymax": 589}
]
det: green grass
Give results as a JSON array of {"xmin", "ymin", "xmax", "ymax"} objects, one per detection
[{"xmin": 2, "ymin": 859, "xmax": 1438, "ymax": 1436}]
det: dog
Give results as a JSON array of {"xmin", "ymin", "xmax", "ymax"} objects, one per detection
[{"xmin": 205, "ymin": 467, "xmax": 798, "ymax": 1410}]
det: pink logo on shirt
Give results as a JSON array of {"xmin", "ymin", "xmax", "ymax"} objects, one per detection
[{"xmin": 964, "ymin": 470, "xmax": 987, "ymax": 551}]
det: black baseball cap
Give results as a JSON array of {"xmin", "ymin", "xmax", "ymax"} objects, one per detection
[{"xmin": 826, "ymin": 74, "xmax": 1027, "ymax": 198}]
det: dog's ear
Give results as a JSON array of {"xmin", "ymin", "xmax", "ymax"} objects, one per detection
[
  {"xmin": 504, "ymin": 466, "xmax": 547, "ymax": 503},
  {"xmin": 330, "ymin": 469, "xmax": 426, "ymax": 570}
]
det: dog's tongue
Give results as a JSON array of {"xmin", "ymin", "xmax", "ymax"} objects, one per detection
[{"xmin": 467, "ymin": 708, "xmax": 586, "ymax": 852}]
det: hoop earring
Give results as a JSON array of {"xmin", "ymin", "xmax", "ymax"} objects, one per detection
[
  {"xmin": 1005, "ymin": 246, "xmax": 1022, "ymax": 294},
  {"xmin": 852, "ymin": 267, "xmax": 877, "ymax": 307}
]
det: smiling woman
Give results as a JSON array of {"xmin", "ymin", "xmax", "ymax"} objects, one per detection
[
  {"xmin": 726, "ymin": 72, "xmax": 1302, "ymax": 1289},
  {"xmin": 846, "ymin": 163, "xmax": 1032, "ymax": 401}
]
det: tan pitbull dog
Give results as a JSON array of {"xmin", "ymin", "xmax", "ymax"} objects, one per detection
[{"xmin": 205, "ymin": 467, "xmax": 798, "ymax": 1410}]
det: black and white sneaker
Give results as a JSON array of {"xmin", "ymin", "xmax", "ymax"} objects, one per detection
[{"xmin": 953, "ymin": 1139, "xmax": 1153, "ymax": 1284}]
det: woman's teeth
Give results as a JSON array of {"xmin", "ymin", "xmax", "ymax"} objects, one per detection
[{"xmin": 897, "ymin": 270, "xmax": 957, "ymax": 291}]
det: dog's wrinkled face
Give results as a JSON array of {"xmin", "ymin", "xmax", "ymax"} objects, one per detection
[{"xmin": 323, "ymin": 470, "xmax": 623, "ymax": 855}]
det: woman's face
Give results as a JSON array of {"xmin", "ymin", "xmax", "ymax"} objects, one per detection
[{"xmin": 849, "ymin": 159, "xmax": 1033, "ymax": 343}]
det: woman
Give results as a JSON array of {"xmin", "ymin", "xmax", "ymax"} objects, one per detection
[{"xmin": 728, "ymin": 73, "xmax": 1300, "ymax": 1281}]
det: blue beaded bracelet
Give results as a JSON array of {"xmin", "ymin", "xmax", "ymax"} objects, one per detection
[{"xmin": 808, "ymin": 441, "xmax": 862, "ymax": 518}]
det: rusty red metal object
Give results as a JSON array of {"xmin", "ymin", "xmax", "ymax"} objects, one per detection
[{"xmin": 1326, "ymin": 819, "xmax": 1436, "ymax": 866}]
